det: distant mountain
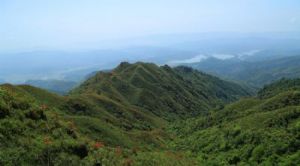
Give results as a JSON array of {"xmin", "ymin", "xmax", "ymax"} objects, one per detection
[
  {"xmin": 170, "ymin": 78, "xmax": 300, "ymax": 165},
  {"xmin": 0, "ymin": 48, "xmax": 196, "ymax": 83},
  {"xmin": 25, "ymin": 79, "xmax": 77, "ymax": 94},
  {"xmin": 188, "ymin": 55, "xmax": 300, "ymax": 87},
  {"xmin": 2, "ymin": 32, "xmax": 300, "ymax": 83}
]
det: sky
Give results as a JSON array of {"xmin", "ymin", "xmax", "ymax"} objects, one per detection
[{"xmin": 1, "ymin": 0, "xmax": 300, "ymax": 52}]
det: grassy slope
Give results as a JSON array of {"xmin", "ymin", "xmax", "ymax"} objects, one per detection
[
  {"xmin": 169, "ymin": 79, "xmax": 300, "ymax": 165},
  {"xmin": 71, "ymin": 62, "xmax": 252, "ymax": 119},
  {"xmin": 66, "ymin": 62, "xmax": 251, "ymax": 148},
  {"xmin": 0, "ymin": 85, "xmax": 197, "ymax": 165},
  {"xmin": 0, "ymin": 85, "xmax": 90, "ymax": 165}
]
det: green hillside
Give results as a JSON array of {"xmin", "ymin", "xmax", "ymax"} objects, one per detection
[
  {"xmin": 0, "ymin": 62, "xmax": 253, "ymax": 165},
  {"xmin": 67, "ymin": 62, "xmax": 251, "ymax": 148},
  {"xmin": 169, "ymin": 79, "xmax": 300, "ymax": 165},
  {"xmin": 0, "ymin": 84, "xmax": 89, "ymax": 165},
  {"xmin": 0, "ymin": 84, "xmax": 199, "ymax": 165},
  {"xmin": 71, "ymin": 62, "xmax": 252, "ymax": 119},
  {"xmin": 258, "ymin": 78, "xmax": 300, "ymax": 99},
  {"xmin": 0, "ymin": 62, "xmax": 299, "ymax": 165}
]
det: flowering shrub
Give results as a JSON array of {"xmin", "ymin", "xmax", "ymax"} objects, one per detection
[{"xmin": 93, "ymin": 141, "xmax": 105, "ymax": 149}]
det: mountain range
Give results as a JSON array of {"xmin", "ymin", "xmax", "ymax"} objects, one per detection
[
  {"xmin": 2, "ymin": 32, "xmax": 300, "ymax": 84},
  {"xmin": 0, "ymin": 61, "xmax": 299, "ymax": 165}
]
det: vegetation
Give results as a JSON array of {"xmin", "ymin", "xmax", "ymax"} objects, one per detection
[
  {"xmin": 258, "ymin": 78, "xmax": 300, "ymax": 98},
  {"xmin": 169, "ymin": 79, "xmax": 300, "ymax": 165},
  {"xmin": 71, "ymin": 62, "xmax": 252, "ymax": 119},
  {"xmin": 1, "ymin": 62, "xmax": 299, "ymax": 165},
  {"xmin": 0, "ymin": 78, "xmax": 195, "ymax": 165}
]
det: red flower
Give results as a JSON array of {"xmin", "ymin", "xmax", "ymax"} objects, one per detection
[{"xmin": 93, "ymin": 142, "xmax": 104, "ymax": 149}]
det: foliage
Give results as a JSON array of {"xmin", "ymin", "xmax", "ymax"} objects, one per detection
[
  {"xmin": 258, "ymin": 78, "xmax": 300, "ymax": 98},
  {"xmin": 169, "ymin": 79, "xmax": 300, "ymax": 165},
  {"xmin": 71, "ymin": 62, "xmax": 252, "ymax": 119}
]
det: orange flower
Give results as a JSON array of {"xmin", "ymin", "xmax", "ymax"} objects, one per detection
[{"xmin": 93, "ymin": 142, "xmax": 104, "ymax": 149}]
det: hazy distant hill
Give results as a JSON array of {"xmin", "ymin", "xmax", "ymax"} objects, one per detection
[
  {"xmin": 25, "ymin": 79, "xmax": 77, "ymax": 94},
  {"xmin": 2, "ymin": 32, "xmax": 300, "ymax": 84},
  {"xmin": 189, "ymin": 55, "xmax": 300, "ymax": 87}
]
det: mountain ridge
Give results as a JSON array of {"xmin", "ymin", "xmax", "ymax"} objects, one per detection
[{"xmin": 71, "ymin": 62, "xmax": 252, "ymax": 119}]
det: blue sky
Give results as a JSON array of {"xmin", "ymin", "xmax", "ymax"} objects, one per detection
[{"xmin": 1, "ymin": 0, "xmax": 300, "ymax": 52}]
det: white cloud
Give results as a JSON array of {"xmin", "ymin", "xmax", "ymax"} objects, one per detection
[
  {"xmin": 237, "ymin": 49, "xmax": 262, "ymax": 59},
  {"xmin": 211, "ymin": 54, "xmax": 235, "ymax": 60},
  {"xmin": 167, "ymin": 54, "xmax": 208, "ymax": 65}
]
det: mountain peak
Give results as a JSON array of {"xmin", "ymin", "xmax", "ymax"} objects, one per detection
[{"xmin": 117, "ymin": 61, "xmax": 131, "ymax": 69}]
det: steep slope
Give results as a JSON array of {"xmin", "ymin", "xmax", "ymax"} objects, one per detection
[
  {"xmin": 71, "ymin": 62, "xmax": 252, "ymax": 120},
  {"xmin": 189, "ymin": 55, "xmax": 300, "ymax": 87},
  {"xmin": 169, "ymin": 79, "xmax": 300, "ymax": 165},
  {"xmin": 0, "ymin": 84, "xmax": 198, "ymax": 165}
]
